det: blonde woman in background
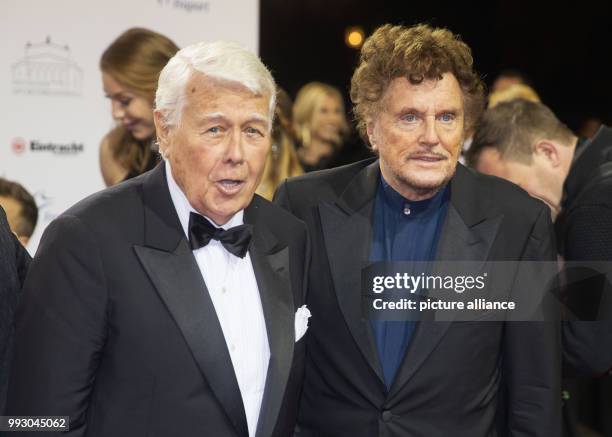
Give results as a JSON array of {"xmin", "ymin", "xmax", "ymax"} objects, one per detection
[
  {"xmin": 293, "ymin": 82, "xmax": 350, "ymax": 172},
  {"xmin": 257, "ymin": 88, "xmax": 303, "ymax": 200},
  {"xmin": 100, "ymin": 28, "xmax": 179, "ymax": 186}
]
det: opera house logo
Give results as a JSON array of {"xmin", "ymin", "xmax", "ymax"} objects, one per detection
[{"xmin": 12, "ymin": 37, "xmax": 83, "ymax": 96}]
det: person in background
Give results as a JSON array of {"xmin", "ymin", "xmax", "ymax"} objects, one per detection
[
  {"xmin": 292, "ymin": 82, "xmax": 350, "ymax": 172},
  {"xmin": 0, "ymin": 206, "xmax": 30, "ymax": 414},
  {"xmin": 468, "ymin": 99, "xmax": 612, "ymax": 437},
  {"xmin": 256, "ymin": 88, "xmax": 303, "ymax": 200},
  {"xmin": 578, "ymin": 116, "xmax": 604, "ymax": 140},
  {"xmin": 0, "ymin": 178, "xmax": 38, "ymax": 247},
  {"xmin": 490, "ymin": 68, "xmax": 533, "ymax": 93},
  {"xmin": 460, "ymin": 82, "xmax": 541, "ymax": 164},
  {"xmin": 99, "ymin": 28, "xmax": 179, "ymax": 186},
  {"xmin": 488, "ymin": 83, "xmax": 541, "ymax": 108}
]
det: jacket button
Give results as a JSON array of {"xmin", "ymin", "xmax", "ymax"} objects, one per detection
[{"xmin": 381, "ymin": 410, "xmax": 393, "ymax": 422}]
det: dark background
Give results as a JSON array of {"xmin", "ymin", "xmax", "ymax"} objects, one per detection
[{"xmin": 260, "ymin": 0, "xmax": 612, "ymax": 132}]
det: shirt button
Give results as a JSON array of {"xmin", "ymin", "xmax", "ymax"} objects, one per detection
[
  {"xmin": 230, "ymin": 344, "xmax": 236, "ymax": 352},
  {"xmin": 403, "ymin": 205, "xmax": 411, "ymax": 216},
  {"xmin": 221, "ymin": 287, "xmax": 227, "ymax": 294},
  {"xmin": 381, "ymin": 410, "xmax": 393, "ymax": 422}
]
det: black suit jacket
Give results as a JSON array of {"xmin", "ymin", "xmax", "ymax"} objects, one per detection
[
  {"xmin": 0, "ymin": 207, "xmax": 30, "ymax": 415},
  {"xmin": 275, "ymin": 159, "xmax": 561, "ymax": 437},
  {"xmin": 557, "ymin": 126, "xmax": 612, "ymax": 376},
  {"xmin": 6, "ymin": 163, "xmax": 309, "ymax": 437},
  {"xmin": 555, "ymin": 127, "xmax": 612, "ymax": 437}
]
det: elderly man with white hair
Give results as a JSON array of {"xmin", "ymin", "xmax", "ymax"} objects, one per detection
[{"xmin": 6, "ymin": 41, "xmax": 310, "ymax": 437}]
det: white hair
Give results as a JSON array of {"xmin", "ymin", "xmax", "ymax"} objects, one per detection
[{"xmin": 155, "ymin": 40, "xmax": 276, "ymax": 127}]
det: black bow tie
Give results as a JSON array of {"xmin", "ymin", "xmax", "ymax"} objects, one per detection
[{"xmin": 188, "ymin": 212, "xmax": 253, "ymax": 258}]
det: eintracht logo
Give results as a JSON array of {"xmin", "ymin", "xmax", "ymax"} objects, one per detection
[{"xmin": 11, "ymin": 137, "xmax": 27, "ymax": 155}]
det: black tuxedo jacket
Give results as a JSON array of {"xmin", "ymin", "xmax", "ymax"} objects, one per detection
[
  {"xmin": 0, "ymin": 207, "xmax": 29, "ymax": 414},
  {"xmin": 6, "ymin": 163, "xmax": 309, "ymax": 437},
  {"xmin": 275, "ymin": 159, "xmax": 561, "ymax": 437}
]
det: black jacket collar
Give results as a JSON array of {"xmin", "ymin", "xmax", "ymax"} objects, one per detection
[
  {"xmin": 336, "ymin": 159, "xmax": 493, "ymax": 227},
  {"xmin": 562, "ymin": 125, "xmax": 612, "ymax": 209}
]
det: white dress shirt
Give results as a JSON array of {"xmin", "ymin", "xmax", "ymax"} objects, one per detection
[{"xmin": 165, "ymin": 163, "xmax": 270, "ymax": 437}]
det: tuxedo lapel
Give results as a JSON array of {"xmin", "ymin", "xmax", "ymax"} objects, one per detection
[
  {"xmin": 134, "ymin": 164, "xmax": 249, "ymax": 437},
  {"xmin": 135, "ymin": 242, "xmax": 249, "ymax": 437},
  {"xmin": 319, "ymin": 161, "xmax": 385, "ymax": 384},
  {"xmin": 435, "ymin": 206, "xmax": 500, "ymax": 262},
  {"xmin": 245, "ymin": 198, "xmax": 294, "ymax": 437},
  {"xmin": 388, "ymin": 165, "xmax": 503, "ymax": 399}
]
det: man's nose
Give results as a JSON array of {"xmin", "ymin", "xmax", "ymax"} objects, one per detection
[
  {"xmin": 224, "ymin": 130, "xmax": 245, "ymax": 164},
  {"xmin": 419, "ymin": 116, "xmax": 440, "ymax": 146}
]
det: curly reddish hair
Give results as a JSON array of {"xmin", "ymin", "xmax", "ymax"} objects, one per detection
[{"xmin": 350, "ymin": 23, "xmax": 485, "ymax": 142}]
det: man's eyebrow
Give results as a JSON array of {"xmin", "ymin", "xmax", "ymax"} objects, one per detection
[
  {"xmin": 395, "ymin": 107, "xmax": 462, "ymax": 115},
  {"xmin": 245, "ymin": 113, "xmax": 269, "ymax": 124},
  {"xmin": 437, "ymin": 107, "xmax": 461, "ymax": 114},
  {"xmin": 196, "ymin": 112, "xmax": 227, "ymax": 122},
  {"xmin": 396, "ymin": 107, "xmax": 425, "ymax": 116},
  {"xmin": 195, "ymin": 113, "xmax": 269, "ymax": 129}
]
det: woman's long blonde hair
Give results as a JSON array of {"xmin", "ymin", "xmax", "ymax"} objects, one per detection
[
  {"xmin": 257, "ymin": 89, "xmax": 303, "ymax": 200},
  {"xmin": 100, "ymin": 28, "xmax": 179, "ymax": 175}
]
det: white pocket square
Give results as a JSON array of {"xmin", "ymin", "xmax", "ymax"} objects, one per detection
[{"xmin": 294, "ymin": 305, "xmax": 311, "ymax": 342}]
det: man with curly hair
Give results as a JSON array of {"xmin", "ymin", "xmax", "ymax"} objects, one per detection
[{"xmin": 276, "ymin": 24, "xmax": 560, "ymax": 436}]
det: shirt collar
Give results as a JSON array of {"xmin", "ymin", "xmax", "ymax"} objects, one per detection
[
  {"xmin": 165, "ymin": 161, "xmax": 244, "ymax": 239},
  {"xmin": 380, "ymin": 174, "xmax": 449, "ymax": 217}
]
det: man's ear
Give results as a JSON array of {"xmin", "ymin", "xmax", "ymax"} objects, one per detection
[
  {"xmin": 366, "ymin": 120, "xmax": 377, "ymax": 150},
  {"xmin": 154, "ymin": 110, "xmax": 171, "ymax": 158},
  {"xmin": 533, "ymin": 139, "xmax": 562, "ymax": 167}
]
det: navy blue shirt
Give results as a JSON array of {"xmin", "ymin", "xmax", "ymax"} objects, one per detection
[{"xmin": 370, "ymin": 175, "xmax": 450, "ymax": 389}]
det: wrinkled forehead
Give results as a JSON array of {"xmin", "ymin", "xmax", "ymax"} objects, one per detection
[
  {"xmin": 185, "ymin": 73, "xmax": 268, "ymax": 102},
  {"xmin": 181, "ymin": 73, "xmax": 272, "ymax": 120},
  {"xmin": 379, "ymin": 73, "xmax": 465, "ymax": 111}
]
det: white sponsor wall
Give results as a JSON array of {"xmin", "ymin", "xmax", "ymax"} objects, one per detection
[{"xmin": 0, "ymin": 0, "xmax": 259, "ymax": 253}]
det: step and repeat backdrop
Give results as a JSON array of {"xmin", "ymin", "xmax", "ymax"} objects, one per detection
[{"xmin": 0, "ymin": 0, "xmax": 259, "ymax": 253}]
